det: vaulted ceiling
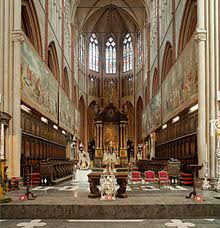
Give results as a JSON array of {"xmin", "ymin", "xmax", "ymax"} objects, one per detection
[{"xmin": 71, "ymin": 0, "xmax": 148, "ymax": 35}]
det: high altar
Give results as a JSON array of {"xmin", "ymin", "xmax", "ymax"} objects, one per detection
[{"xmin": 94, "ymin": 103, "xmax": 128, "ymax": 167}]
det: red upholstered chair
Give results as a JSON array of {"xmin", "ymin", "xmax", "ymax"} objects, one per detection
[
  {"xmin": 144, "ymin": 170, "xmax": 158, "ymax": 189},
  {"xmin": 131, "ymin": 171, "xmax": 142, "ymax": 190},
  {"xmin": 158, "ymin": 171, "xmax": 170, "ymax": 189}
]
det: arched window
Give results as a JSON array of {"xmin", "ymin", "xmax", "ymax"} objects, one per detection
[
  {"xmin": 152, "ymin": 68, "xmax": 159, "ymax": 97},
  {"xmin": 80, "ymin": 34, "xmax": 85, "ymax": 64},
  {"xmin": 137, "ymin": 32, "xmax": 143, "ymax": 66},
  {"xmin": 145, "ymin": 77, "xmax": 150, "ymax": 105},
  {"xmin": 48, "ymin": 42, "xmax": 60, "ymax": 79},
  {"xmin": 178, "ymin": 0, "xmax": 197, "ymax": 54},
  {"xmin": 21, "ymin": 0, "xmax": 42, "ymax": 55},
  {"xmin": 123, "ymin": 33, "xmax": 133, "ymax": 72},
  {"xmin": 161, "ymin": 42, "xmax": 173, "ymax": 82},
  {"xmin": 63, "ymin": 67, "xmax": 70, "ymax": 97},
  {"xmin": 106, "ymin": 36, "xmax": 116, "ymax": 74},
  {"xmin": 89, "ymin": 33, "xmax": 99, "ymax": 72}
]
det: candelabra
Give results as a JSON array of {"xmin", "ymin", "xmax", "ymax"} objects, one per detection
[{"xmin": 210, "ymin": 119, "xmax": 220, "ymax": 191}]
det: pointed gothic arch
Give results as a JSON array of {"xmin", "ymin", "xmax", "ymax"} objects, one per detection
[
  {"xmin": 145, "ymin": 77, "xmax": 150, "ymax": 106},
  {"xmin": 21, "ymin": 0, "xmax": 42, "ymax": 55},
  {"xmin": 79, "ymin": 96, "xmax": 86, "ymax": 144},
  {"xmin": 106, "ymin": 36, "xmax": 117, "ymax": 74},
  {"xmin": 87, "ymin": 101, "xmax": 96, "ymax": 142},
  {"xmin": 63, "ymin": 67, "xmax": 70, "ymax": 97},
  {"xmin": 48, "ymin": 41, "xmax": 60, "ymax": 80},
  {"xmin": 136, "ymin": 96, "xmax": 143, "ymax": 144},
  {"xmin": 152, "ymin": 68, "xmax": 159, "ymax": 97},
  {"xmin": 178, "ymin": 0, "xmax": 197, "ymax": 55},
  {"xmin": 161, "ymin": 42, "xmax": 173, "ymax": 83}
]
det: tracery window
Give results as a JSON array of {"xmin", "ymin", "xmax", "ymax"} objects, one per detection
[
  {"xmin": 89, "ymin": 33, "xmax": 99, "ymax": 72},
  {"xmin": 106, "ymin": 37, "xmax": 116, "ymax": 74},
  {"xmin": 123, "ymin": 33, "xmax": 133, "ymax": 72},
  {"xmin": 137, "ymin": 32, "xmax": 143, "ymax": 66},
  {"xmin": 80, "ymin": 34, "xmax": 85, "ymax": 64}
]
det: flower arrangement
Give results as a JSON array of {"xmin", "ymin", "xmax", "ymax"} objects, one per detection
[{"xmin": 100, "ymin": 174, "xmax": 116, "ymax": 201}]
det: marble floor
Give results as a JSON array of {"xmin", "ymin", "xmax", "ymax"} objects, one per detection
[{"xmin": 1, "ymin": 171, "xmax": 220, "ymax": 220}]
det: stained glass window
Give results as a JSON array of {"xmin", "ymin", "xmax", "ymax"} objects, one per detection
[
  {"xmin": 80, "ymin": 34, "xmax": 84, "ymax": 64},
  {"xmin": 137, "ymin": 32, "xmax": 143, "ymax": 66},
  {"xmin": 123, "ymin": 33, "xmax": 133, "ymax": 72},
  {"xmin": 89, "ymin": 33, "xmax": 99, "ymax": 72},
  {"xmin": 106, "ymin": 36, "xmax": 116, "ymax": 74}
]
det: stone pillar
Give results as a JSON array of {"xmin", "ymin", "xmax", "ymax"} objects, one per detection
[
  {"xmin": 84, "ymin": 105, "xmax": 88, "ymax": 152},
  {"xmin": 196, "ymin": 0, "xmax": 207, "ymax": 176},
  {"xmin": 0, "ymin": 0, "xmax": 22, "ymax": 178},
  {"xmin": 208, "ymin": 0, "xmax": 216, "ymax": 177}
]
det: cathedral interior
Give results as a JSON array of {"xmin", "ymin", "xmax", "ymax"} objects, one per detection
[{"xmin": 0, "ymin": 0, "xmax": 220, "ymax": 223}]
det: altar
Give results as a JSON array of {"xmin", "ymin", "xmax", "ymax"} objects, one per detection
[
  {"xmin": 87, "ymin": 171, "xmax": 128, "ymax": 198},
  {"xmin": 94, "ymin": 103, "xmax": 128, "ymax": 167}
]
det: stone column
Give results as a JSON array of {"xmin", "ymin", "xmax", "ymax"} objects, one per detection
[
  {"xmin": 196, "ymin": 0, "xmax": 207, "ymax": 176},
  {"xmin": 84, "ymin": 105, "xmax": 88, "ymax": 152},
  {"xmin": 208, "ymin": 0, "xmax": 216, "ymax": 177},
  {"xmin": 0, "ymin": 0, "xmax": 22, "ymax": 178}
]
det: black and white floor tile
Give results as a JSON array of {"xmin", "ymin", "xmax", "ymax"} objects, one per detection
[{"xmin": 31, "ymin": 182, "xmax": 188, "ymax": 192}]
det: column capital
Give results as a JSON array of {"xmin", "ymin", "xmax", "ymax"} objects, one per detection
[
  {"xmin": 195, "ymin": 28, "xmax": 207, "ymax": 43},
  {"xmin": 71, "ymin": 23, "xmax": 78, "ymax": 30},
  {"xmin": 11, "ymin": 30, "xmax": 24, "ymax": 44}
]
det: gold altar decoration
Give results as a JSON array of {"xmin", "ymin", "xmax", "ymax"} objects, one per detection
[{"xmin": 94, "ymin": 103, "xmax": 128, "ymax": 166}]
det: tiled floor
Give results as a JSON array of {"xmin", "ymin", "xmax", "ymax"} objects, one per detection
[{"xmin": 2, "ymin": 171, "xmax": 220, "ymax": 220}]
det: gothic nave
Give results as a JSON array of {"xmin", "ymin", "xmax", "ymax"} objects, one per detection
[{"xmin": 0, "ymin": 0, "xmax": 220, "ymax": 224}]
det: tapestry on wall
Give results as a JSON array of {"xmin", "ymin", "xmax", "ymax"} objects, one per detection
[
  {"xmin": 150, "ymin": 90, "xmax": 162, "ymax": 130},
  {"xmin": 21, "ymin": 39, "xmax": 58, "ymax": 123},
  {"xmin": 59, "ymin": 87, "xmax": 75, "ymax": 134},
  {"xmin": 162, "ymin": 38, "xmax": 198, "ymax": 123}
]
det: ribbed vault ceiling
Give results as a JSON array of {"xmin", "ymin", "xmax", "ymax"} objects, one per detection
[{"xmin": 72, "ymin": 0, "xmax": 148, "ymax": 34}]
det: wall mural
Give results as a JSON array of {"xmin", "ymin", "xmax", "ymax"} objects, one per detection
[
  {"xmin": 59, "ymin": 88, "xmax": 75, "ymax": 134},
  {"xmin": 21, "ymin": 39, "xmax": 58, "ymax": 123},
  {"xmin": 142, "ymin": 38, "xmax": 198, "ymax": 138},
  {"xmin": 142, "ymin": 107, "xmax": 151, "ymax": 137},
  {"xmin": 150, "ymin": 90, "xmax": 161, "ymax": 129},
  {"xmin": 142, "ymin": 90, "xmax": 161, "ymax": 137},
  {"xmin": 162, "ymin": 38, "xmax": 198, "ymax": 123}
]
